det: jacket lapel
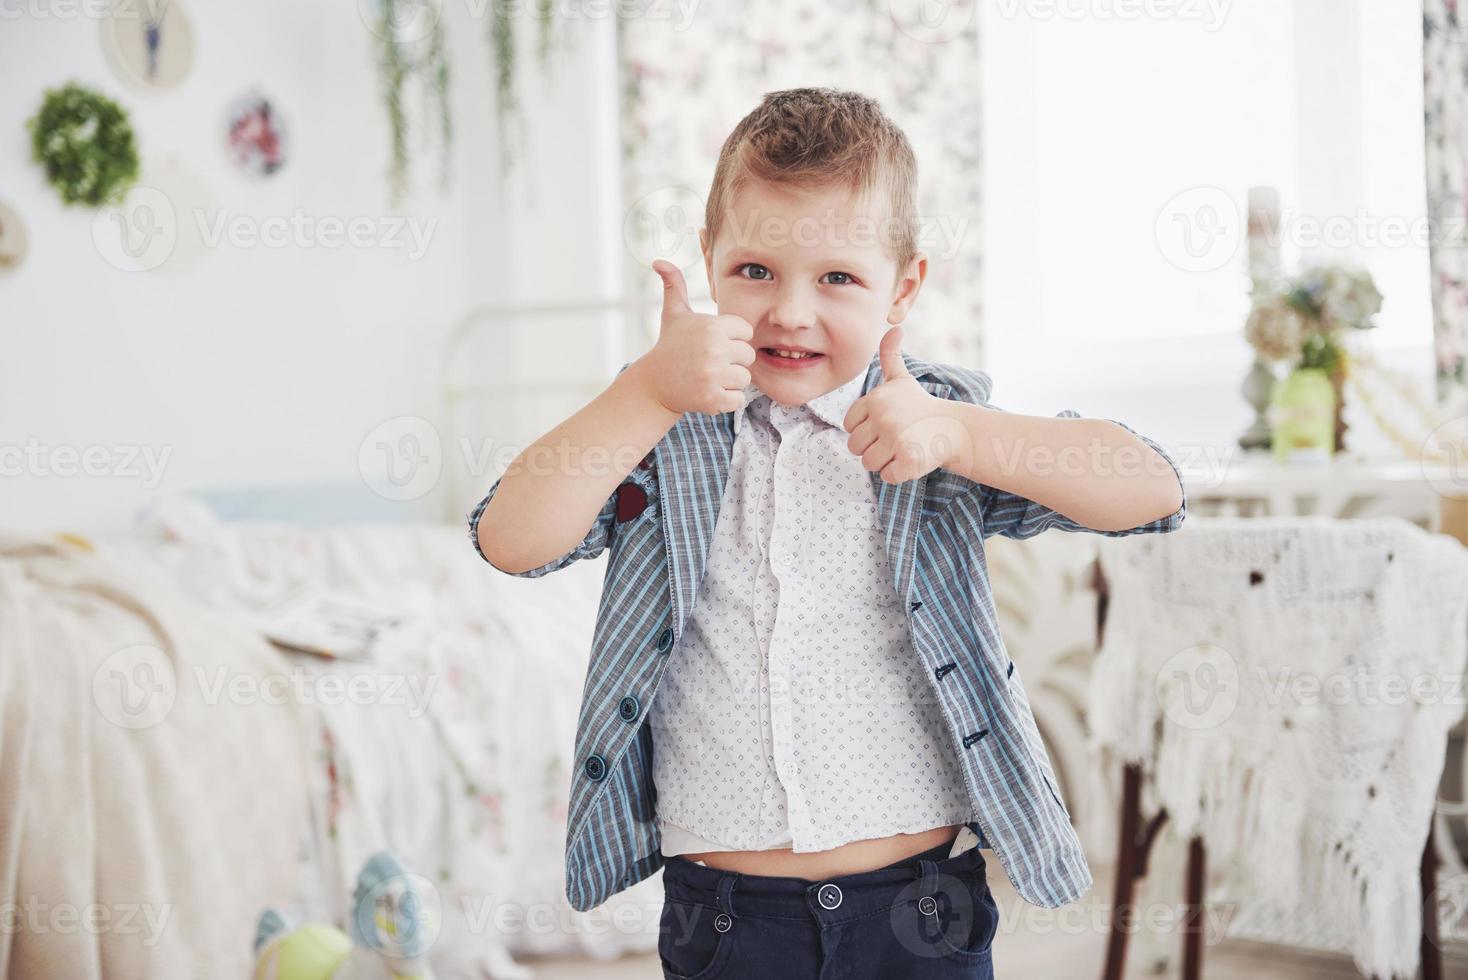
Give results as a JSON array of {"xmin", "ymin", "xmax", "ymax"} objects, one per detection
[
  {"xmin": 863, "ymin": 352, "xmax": 953, "ymax": 607},
  {"xmin": 655, "ymin": 408, "xmax": 734, "ymax": 639},
  {"xmin": 655, "ymin": 350, "xmax": 952, "ymax": 635}
]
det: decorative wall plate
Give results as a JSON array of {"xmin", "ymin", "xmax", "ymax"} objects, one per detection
[
  {"xmin": 224, "ymin": 91, "xmax": 288, "ymax": 177},
  {"xmin": 100, "ymin": 0, "xmax": 196, "ymax": 91},
  {"xmin": 0, "ymin": 201, "xmax": 28, "ymax": 276}
]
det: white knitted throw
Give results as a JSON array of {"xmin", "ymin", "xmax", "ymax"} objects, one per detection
[{"xmin": 1088, "ymin": 516, "xmax": 1468, "ymax": 979}]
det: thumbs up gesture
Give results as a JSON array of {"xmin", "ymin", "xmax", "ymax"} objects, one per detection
[
  {"xmin": 843, "ymin": 326, "xmax": 970, "ymax": 484},
  {"xmin": 639, "ymin": 259, "xmax": 757, "ymax": 415}
]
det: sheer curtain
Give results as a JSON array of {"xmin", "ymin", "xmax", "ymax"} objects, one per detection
[{"xmin": 1424, "ymin": 0, "xmax": 1468, "ymax": 407}]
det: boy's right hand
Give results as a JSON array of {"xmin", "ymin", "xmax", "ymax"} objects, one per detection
[{"xmin": 636, "ymin": 260, "xmax": 755, "ymax": 416}]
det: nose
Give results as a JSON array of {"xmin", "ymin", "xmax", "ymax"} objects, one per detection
[{"xmin": 768, "ymin": 281, "xmax": 816, "ymax": 332}]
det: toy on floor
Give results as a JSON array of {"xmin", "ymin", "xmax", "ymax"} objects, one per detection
[{"xmin": 253, "ymin": 852, "xmax": 438, "ymax": 980}]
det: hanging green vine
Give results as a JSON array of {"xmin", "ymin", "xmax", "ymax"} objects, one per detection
[
  {"xmin": 27, "ymin": 82, "xmax": 140, "ymax": 207},
  {"xmin": 376, "ymin": 0, "xmax": 451, "ymax": 206},
  {"xmin": 373, "ymin": 0, "xmax": 567, "ymax": 200}
]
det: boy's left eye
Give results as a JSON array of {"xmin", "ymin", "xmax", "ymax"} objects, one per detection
[{"xmin": 821, "ymin": 272, "xmax": 854, "ymax": 285}]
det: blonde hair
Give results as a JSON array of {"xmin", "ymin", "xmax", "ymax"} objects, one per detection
[{"xmin": 704, "ymin": 87, "xmax": 920, "ymax": 278}]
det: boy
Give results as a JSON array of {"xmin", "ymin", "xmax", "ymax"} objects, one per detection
[{"xmin": 470, "ymin": 88, "xmax": 1185, "ymax": 978}]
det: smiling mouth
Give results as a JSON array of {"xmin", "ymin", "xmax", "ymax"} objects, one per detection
[{"xmin": 761, "ymin": 347, "xmax": 823, "ymax": 360}]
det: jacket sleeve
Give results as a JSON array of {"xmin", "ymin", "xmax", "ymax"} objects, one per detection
[
  {"xmin": 978, "ymin": 407, "xmax": 1188, "ymax": 541},
  {"xmin": 466, "ymin": 360, "xmax": 633, "ymax": 576}
]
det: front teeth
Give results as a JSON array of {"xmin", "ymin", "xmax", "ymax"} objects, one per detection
[{"xmin": 770, "ymin": 349, "xmax": 814, "ymax": 359}]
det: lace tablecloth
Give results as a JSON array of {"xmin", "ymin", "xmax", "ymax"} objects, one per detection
[{"xmin": 1089, "ymin": 516, "xmax": 1468, "ymax": 979}]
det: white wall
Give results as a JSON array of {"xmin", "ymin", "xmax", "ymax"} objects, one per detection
[
  {"xmin": 1, "ymin": 0, "xmax": 622, "ymax": 532},
  {"xmin": 981, "ymin": 0, "xmax": 1432, "ymax": 470}
]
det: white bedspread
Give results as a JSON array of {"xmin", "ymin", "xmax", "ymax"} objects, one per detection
[{"xmin": 0, "ymin": 498, "xmax": 663, "ymax": 978}]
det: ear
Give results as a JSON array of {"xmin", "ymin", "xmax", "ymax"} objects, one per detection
[
  {"xmin": 700, "ymin": 227, "xmax": 717, "ymax": 305},
  {"xmin": 886, "ymin": 250, "xmax": 928, "ymax": 325}
]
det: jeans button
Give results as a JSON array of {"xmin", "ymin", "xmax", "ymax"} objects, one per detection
[
  {"xmin": 817, "ymin": 883, "xmax": 842, "ymax": 910},
  {"xmin": 918, "ymin": 895, "xmax": 938, "ymax": 916},
  {"xmin": 714, "ymin": 912, "xmax": 732, "ymax": 933}
]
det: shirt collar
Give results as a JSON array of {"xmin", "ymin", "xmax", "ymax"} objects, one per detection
[{"xmin": 733, "ymin": 370, "xmax": 867, "ymax": 435}]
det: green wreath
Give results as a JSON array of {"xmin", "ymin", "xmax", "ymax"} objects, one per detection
[{"xmin": 28, "ymin": 82, "xmax": 140, "ymax": 207}]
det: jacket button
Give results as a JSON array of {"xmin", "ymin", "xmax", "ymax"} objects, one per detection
[
  {"xmin": 655, "ymin": 626, "xmax": 674, "ymax": 653},
  {"xmin": 583, "ymin": 753, "xmax": 607, "ymax": 781},
  {"xmin": 619, "ymin": 695, "xmax": 640, "ymax": 722}
]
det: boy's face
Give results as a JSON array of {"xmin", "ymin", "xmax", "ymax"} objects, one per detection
[{"xmin": 700, "ymin": 178, "xmax": 927, "ymax": 407}]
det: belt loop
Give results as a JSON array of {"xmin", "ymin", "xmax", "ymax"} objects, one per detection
[
  {"xmin": 716, "ymin": 872, "xmax": 738, "ymax": 919},
  {"xmin": 915, "ymin": 857, "xmax": 938, "ymax": 892}
]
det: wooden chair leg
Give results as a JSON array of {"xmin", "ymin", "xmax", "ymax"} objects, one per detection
[
  {"xmin": 1104, "ymin": 764, "xmax": 1169, "ymax": 980},
  {"xmin": 1182, "ymin": 836, "xmax": 1206, "ymax": 980},
  {"xmin": 1102, "ymin": 764, "xmax": 1142, "ymax": 980},
  {"xmin": 1421, "ymin": 816, "xmax": 1443, "ymax": 980}
]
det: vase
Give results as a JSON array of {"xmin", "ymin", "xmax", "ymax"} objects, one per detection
[{"xmin": 1269, "ymin": 367, "xmax": 1336, "ymax": 463}]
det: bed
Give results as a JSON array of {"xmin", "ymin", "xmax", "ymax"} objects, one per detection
[{"xmin": 0, "ymin": 300, "xmax": 674, "ymax": 979}]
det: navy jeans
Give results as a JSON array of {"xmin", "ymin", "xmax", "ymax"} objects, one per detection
[{"xmin": 658, "ymin": 838, "xmax": 999, "ymax": 979}]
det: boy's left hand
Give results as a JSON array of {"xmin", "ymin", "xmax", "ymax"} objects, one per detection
[{"xmin": 843, "ymin": 326, "xmax": 970, "ymax": 484}]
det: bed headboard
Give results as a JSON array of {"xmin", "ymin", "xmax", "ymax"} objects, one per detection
[{"xmin": 441, "ymin": 297, "xmax": 662, "ymax": 522}]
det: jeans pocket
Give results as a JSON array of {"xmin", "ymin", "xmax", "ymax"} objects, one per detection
[
  {"xmin": 658, "ymin": 899, "xmax": 734, "ymax": 979},
  {"xmin": 931, "ymin": 870, "xmax": 1000, "ymax": 962}
]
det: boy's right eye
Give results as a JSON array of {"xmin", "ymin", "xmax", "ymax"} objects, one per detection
[{"xmin": 735, "ymin": 263, "xmax": 773, "ymax": 281}]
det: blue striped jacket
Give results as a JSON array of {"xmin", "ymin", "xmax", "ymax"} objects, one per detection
[{"xmin": 468, "ymin": 349, "xmax": 1186, "ymax": 912}]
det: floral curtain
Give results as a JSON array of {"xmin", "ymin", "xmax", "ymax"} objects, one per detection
[
  {"xmin": 1424, "ymin": 0, "xmax": 1468, "ymax": 405},
  {"xmin": 617, "ymin": 0, "xmax": 986, "ymax": 370}
]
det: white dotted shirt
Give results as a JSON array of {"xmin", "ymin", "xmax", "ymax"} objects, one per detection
[{"xmin": 650, "ymin": 369, "xmax": 974, "ymax": 857}]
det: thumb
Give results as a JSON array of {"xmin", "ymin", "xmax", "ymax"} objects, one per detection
[
  {"xmin": 652, "ymin": 259, "xmax": 692, "ymax": 319},
  {"xmin": 878, "ymin": 325, "xmax": 908, "ymax": 382}
]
